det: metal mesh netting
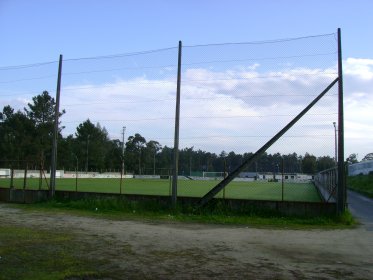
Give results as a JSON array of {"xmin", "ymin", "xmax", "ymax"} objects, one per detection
[
  {"xmin": 0, "ymin": 33, "xmax": 340, "ymax": 202},
  {"xmin": 179, "ymin": 34, "xmax": 338, "ymax": 202},
  {"xmin": 61, "ymin": 47, "xmax": 178, "ymax": 145}
]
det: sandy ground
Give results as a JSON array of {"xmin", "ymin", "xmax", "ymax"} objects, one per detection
[{"xmin": 1, "ymin": 203, "xmax": 372, "ymax": 279}]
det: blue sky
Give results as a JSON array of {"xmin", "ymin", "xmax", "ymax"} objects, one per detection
[
  {"xmin": 1, "ymin": 0, "xmax": 372, "ymax": 160},
  {"xmin": 1, "ymin": 0, "xmax": 372, "ymax": 63}
]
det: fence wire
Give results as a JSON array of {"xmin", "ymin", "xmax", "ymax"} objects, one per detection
[{"xmin": 0, "ymin": 33, "xmax": 340, "ymax": 202}]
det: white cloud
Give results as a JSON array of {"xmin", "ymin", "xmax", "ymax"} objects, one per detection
[
  {"xmin": 2, "ymin": 57, "xmax": 372, "ymax": 159},
  {"xmin": 344, "ymin": 58, "xmax": 373, "ymax": 80}
]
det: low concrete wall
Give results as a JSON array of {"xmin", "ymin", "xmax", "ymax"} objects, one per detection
[
  {"xmin": 0, "ymin": 187, "xmax": 336, "ymax": 217},
  {"xmin": 0, "ymin": 188, "xmax": 49, "ymax": 203}
]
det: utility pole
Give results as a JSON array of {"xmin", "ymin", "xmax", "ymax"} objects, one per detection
[
  {"xmin": 337, "ymin": 28, "xmax": 346, "ymax": 214},
  {"xmin": 122, "ymin": 126, "xmax": 126, "ymax": 176},
  {"xmin": 172, "ymin": 40, "xmax": 182, "ymax": 207},
  {"xmin": 120, "ymin": 126, "xmax": 126, "ymax": 194},
  {"xmin": 85, "ymin": 134, "xmax": 90, "ymax": 173},
  {"xmin": 333, "ymin": 122, "xmax": 338, "ymax": 165},
  {"xmin": 50, "ymin": 54, "xmax": 63, "ymax": 198}
]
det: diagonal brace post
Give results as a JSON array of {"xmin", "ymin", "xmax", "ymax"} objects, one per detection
[{"xmin": 196, "ymin": 77, "xmax": 339, "ymax": 209}]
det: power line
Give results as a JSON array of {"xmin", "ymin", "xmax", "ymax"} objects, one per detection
[
  {"xmin": 62, "ymin": 98, "xmax": 175, "ymax": 107},
  {"xmin": 62, "ymin": 64, "xmax": 177, "ymax": 76},
  {"xmin": 60, "ymin": 80, "xmax": 175, "ymax": 93},
  {"xmin": 56, "ymin": 52, "xmax": 337, "ymax": 77},
  {"xmin": 0, "ymin": 74, "xmax": 57, "ymax": 84},
  {"xmin": 0, "ymin": 47, "xmax": 177, "ymax": 71},
  {"xmin": 63, "ymin": 46, "xmax": 178, "ymax": 62},
  {"xmin": 184, "ymin": 33, "xmax": 336, "ymax": 48},
  {"xmin": 0, "ymin": 69, "xmax": 336, "ymax": 88},
  {"xmin": 182, "ymin": 52, "xmax": 337, "ymax": 67},
  {"xmin": 61, "ymin": 112, "xmax": 337, "ymax": 124},
  {"xmin": 182, "ymin": 72, "xmax": 337, "ymax": 84},
  {"xmin": 120, "ymin": 134, "xmax": 335, "ymax": 141},
  {"xmin": 61, "ymin": 93, "xmax": 337, "ymax": 107},
  {"xmin": 0, "ymin": 33, "xmax": 336, "ymax": 71},
  {"xmin": 0, "ymin": 61, "xmax": 58, "ymax": 71},
  {"xmin": 0, "ymin": 89, "xmax": 55, "ymax": 97}
]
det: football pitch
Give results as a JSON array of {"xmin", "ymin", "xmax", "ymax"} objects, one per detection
[{"xmin": 0, "ymin": 178, "xmax": 321, "ymax": 202}]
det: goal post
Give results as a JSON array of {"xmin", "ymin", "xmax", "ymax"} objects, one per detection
[{"xmin": 202, "ymin": 171, "xmax": 226, "ymax": 178}]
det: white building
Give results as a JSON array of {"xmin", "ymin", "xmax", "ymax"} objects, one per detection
[{"xmin": 348, "ymin": 160, "xmax": 373, "ymax": 176}]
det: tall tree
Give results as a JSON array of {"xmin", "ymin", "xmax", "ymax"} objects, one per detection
[
  {"xmin": 125, "ymin": 133, "xmax": 147, "ymax": 174},
  {"xmin": 0, "ymin": 106, "xmax": 35, "ymax": 165},
  {"xmin": 317, "ymin": 156, "xmax": 335, "ymax": 171},
  {"xmin": 346, "ymin": 153, "xmax": 359, "ymax": 164},
  {"xmin": 302, "ymin": 153, "xmax": 317, "ymax": 174},
  {"xmin": 145, "ymin": 140, "xmax": 162, "ymax": 175},
  {"xmin": 362, "ymin": 153, "xmax": 373, "ymax": 162},
  {"xmin": 24, "ymin": 91, "xmax": 65, "ymax": 167},
  {"xmin": 75, "ymin": 119, "xmax": 109, "ymax": 171}
]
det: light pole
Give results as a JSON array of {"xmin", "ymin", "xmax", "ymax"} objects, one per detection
[
  {"xmin": 120, "ymin": 127, "xmax": 126, "ymax": 194},
  {"xmin": 333, "ymin": 122, "xmax": 338, "ymax": 165},
  {"xmin": 73, "ymin": 154, "xmax": 78, "ymax": 191},
  {"xmin": 121, "ymin": 126, "xmax": 126, "ymax": 176},
  {"xmin": 153, "ymin": 150, "xmax": 156, "ymax": 175},
  {"xmin": 85, "ymin": 134, "xmax": 90, "ymax": 173},
  {"xmin": 189, "ymin": 153, "xmax": 192, "ymax": 177}
]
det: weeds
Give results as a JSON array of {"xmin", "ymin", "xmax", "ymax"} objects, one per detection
[{"xmin": 24, "ymin": 196, "xmax": 357, "ymax": 229}]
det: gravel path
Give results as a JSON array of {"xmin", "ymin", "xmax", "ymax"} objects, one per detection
[
  {"xmin": 1, "ymin": 203, "xmax": 372, "ymax": 279},
  {"xmin": 348, "ymin": 190, "xmax": 373, "ymax": 231}
]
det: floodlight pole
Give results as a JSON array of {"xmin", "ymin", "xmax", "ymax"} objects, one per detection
[
  {"xmin": 74, "ymin": 154, "xmax": 78, "ymax": 192},
  {"xmin": 333, "ymin": 122, "xmax": 337, "ymax": 164},
  {"xmin": 50, "ymin": 54, "xmax": 63, "ymax": 198},
  {"xmin": 172, "ymin": 41, "xmax": 182, "ymax": 207},
  {"xmin": 85, "ymin": 134, "xmax": 90, "ymax": 173},
  {"xmin": 120, "ymin": 126, "xmax": 126, "ymax": 194},
  {"xmin": 337, "ymin": 28, "xmax": 346, "ymax": 214}
]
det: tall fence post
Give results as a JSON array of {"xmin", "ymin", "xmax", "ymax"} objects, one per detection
[
  {"xmin": 281, "ymin": 157, "xmax": 284, "ymax": 201},
  {"xmin": 337, "ymin": 28, "xmax": 345, "ymax": 214},
  {"xmin": 172, "ymin": 41, "xmax": 182, "ymax": 207},
  {"xmin": 50, "ymin": 54, "xmax": 63, "ymax": 198},
  {"xmin": 23, "ymin": 163, "xmax": 28, "ymax": 190},
  {"xmin": 10, "ymin": 165, "xmax": 14, "ymax": 188},
  {"xmin": 39, "ymin": 160, "xmax": 43, "ymax": 190}
]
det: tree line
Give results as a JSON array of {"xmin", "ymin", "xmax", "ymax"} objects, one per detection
[{"xmin": 0, "ymin": 91, "xmax": 336, "ymax": 175}]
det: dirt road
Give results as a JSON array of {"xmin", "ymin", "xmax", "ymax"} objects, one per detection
[{"xmin": 1, "ymin": 203, "xmax": 372, "ymax": 279}]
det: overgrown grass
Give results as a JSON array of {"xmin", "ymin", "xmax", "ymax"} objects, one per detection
[
  {"xmin": 0, "ymin": 225, "xmax": 105, "ymax": 280},
  {"xmin": 22, "ymin": 196, "xmax": 356, "ymax": 229},
  {"xmin": 347, "ymin": 173, "xmax": 373, "ymax": 198}
]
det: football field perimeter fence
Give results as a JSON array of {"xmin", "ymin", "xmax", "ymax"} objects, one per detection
[{"xmin": 0, "ymin": 30, "xmax": 346, "ymax": 213}]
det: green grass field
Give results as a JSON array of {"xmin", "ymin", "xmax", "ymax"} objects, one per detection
[{"xmin": 0, "ymin": 177, "xmax": 321, "ymax": 202}]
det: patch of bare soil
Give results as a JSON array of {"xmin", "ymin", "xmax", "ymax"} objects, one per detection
[{"xmin": 1, "ymin": 203, "xmax": 372, "ymax": 279}]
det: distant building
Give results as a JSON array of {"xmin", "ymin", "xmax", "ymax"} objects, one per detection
[
  {"xmin": 348, "ymin": 160, "xmax": 373, "ymax": 176},
  {"xmin": 239, "ymin": 172, "xmax": 313, "ymax": 182}
]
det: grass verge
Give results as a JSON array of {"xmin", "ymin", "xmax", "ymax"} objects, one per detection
[
  {"xmin": 19, "ymin": 196, "xmax": 356, "ymax": 229},
  {"xmin": 0, "ymin": 224, "xmax": 106, "ymax": 280},
  {"xmin": 347, "ymin": 173, "xmax": 373, "ymax": 198}
]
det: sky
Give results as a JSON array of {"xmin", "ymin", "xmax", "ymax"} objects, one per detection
[{"xmin": 0, "ymin": 0, "xmax": 372, "ymax": 160}]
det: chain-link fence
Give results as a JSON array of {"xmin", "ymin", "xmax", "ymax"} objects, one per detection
[
  {"xmin": 180, "ymin": 33, "xmax": 339, "ymax": 203},
  {"xmin": 0, "ymin": 32, "xmax": 343, "ymax": 204},
  {"xmin": 0, "ymin": 160, "xmax": 50, "ymax": 190}
]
